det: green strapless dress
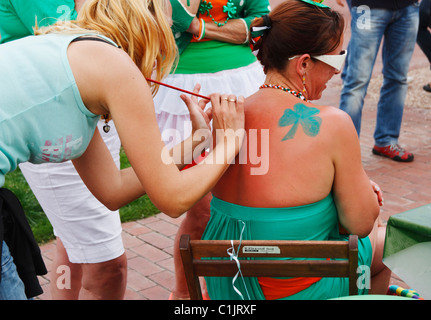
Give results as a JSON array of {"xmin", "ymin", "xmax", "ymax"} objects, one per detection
[{"xmin": 201, "ymin": 193, "xmax": 372, "ymax": 300}]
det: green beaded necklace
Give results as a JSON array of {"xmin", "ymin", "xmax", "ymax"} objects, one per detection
[
  {"xmin": 259, "ymin": 84, "xmax": 308, "ymax": 102},
  {"xmin": 199, "ymin": 0, "xmax": 237, "ymax": 27}
]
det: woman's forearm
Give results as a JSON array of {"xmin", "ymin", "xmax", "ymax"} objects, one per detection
[
  {"xmin": 155, "ymin": 134, "xmax": 243, "ymax": 217},
  {"xmin": 187, "ymin": 17, "xmax": 248, "ymax": 44},
  {"xmin": 168, "ymin": 129, "xmax": 211, "ymax": 170}
]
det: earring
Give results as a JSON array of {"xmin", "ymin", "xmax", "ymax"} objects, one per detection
[
  {"xmin": 302, "ymin": 72, "xmax": 307, "ymax": 97},
  {"xmin": 103, "ymin": 114, "xmax": 111, "ymax": 133}
]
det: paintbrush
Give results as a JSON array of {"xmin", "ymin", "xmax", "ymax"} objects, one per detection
[{"xmin": 146, "ymin": 78, "xmax": 211, "ymax": 100}]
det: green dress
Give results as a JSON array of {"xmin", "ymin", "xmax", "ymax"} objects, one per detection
[{"xmin": 201, "ymin": 194, "xmax": 373, "ymax": 300}]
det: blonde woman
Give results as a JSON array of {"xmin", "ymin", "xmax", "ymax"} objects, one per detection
[
  {"xmin": 0, "ymin": 0, "xmax": 244, "ymax": 300},
  {"xmin": 0, "ymin": 0, "xmax": 125, "ymax": 300}
]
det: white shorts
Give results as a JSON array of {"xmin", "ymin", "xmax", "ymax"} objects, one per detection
[
  {"xmin": 154, "ymin": 61, "xmax": 266, "ymax": 147},
  {"xmin": 19, "ymin": 120, "xmax": 124, "ymax": 264}
]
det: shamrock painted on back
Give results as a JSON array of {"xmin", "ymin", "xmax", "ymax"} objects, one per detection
[{"xmin": 278, "ymin": 103, "xmax": 322, "ymax": 141}]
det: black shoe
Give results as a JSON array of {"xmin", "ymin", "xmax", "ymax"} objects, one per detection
[{"xmin": 423, "ymin": 83, "xmax": 431, "ymax": 92}]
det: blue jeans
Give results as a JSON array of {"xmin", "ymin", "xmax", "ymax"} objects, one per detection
[
  {"xmin": 0, "ymin": 241, "xmax": 27, "ymax": 300},
  {"xmin": 339, "ymin": 3, "xmax": 419, "ymax": 147},
  {"xmin": 340, "ymin": 0, "xmax": 352, "ymax": 81}
]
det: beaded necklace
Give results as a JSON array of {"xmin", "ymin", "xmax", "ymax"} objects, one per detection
[{"xmin": 259, "ymin": 84, "xmax": 308, "ymax": 102}]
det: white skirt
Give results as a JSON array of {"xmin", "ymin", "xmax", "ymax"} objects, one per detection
[
  {"xmin": 154, "ymin": 61, "xmax": 266, "ymax": 147},
  {"xmin": 19, "ymin": 120, "xmax": 123, "ymax": 264}
]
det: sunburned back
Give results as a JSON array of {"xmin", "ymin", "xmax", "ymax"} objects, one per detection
[{"xmin": 212, "ymin": 89, "xmax": 340, "ymax": 208}]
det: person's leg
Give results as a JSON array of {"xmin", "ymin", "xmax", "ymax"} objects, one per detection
[
  {"xmin": 417, "ymin": 0, "xmax": 431, "ymax": 64},
  {"xmin": 171, "ymin": 193, "xmax": 212, "ymax": 299},
  {"xmin": 0, "ymin": 241, "xmax": 27, "ymax": 300},
  {"xmin": 20, "ymin": 121, "xmax": 126, "ymax": 300},
  {"xmin": 374, "ymin": 4, "xmax": 419, "ymax": 148},
  {"xmin": 340, "ymin": 0, "xmax": 352, "ymax": 81},
  {"xmin": 417, "ymin": 0, "xmax": 431, "ymax": 91},
  {"xmin": 339, "ymin": 6, "xmax": 387, "ymax": 136},
  {"xmin": 155, "ymin": 109, "xmax": 210, "ymax": 300},
  {"xmin": 79, "ymin": 252, "xmax": 127, "ymax": 300},
  {"xmin": 367, "ymin": 221, "xmax": 391, "ymax": 294},
  {"xmin": 50, "ymin": 238, "xmax": 127, "ymax": 300},
  {"xmin": 367, "ymin": 215, "xmax": 391, "ymax": 294},
  {"xmin": 50, "ymin": 238, "xmax": 82, "ymax": 300}
]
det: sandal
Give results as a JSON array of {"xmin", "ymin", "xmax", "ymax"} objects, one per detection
[{"xmin": 423, "ymin": 83, "xmax": 431, "ymax": 92}]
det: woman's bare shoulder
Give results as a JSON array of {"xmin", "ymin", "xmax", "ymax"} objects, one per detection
[
  {"xmin": 68, "ymin": 39, "xmax": 136, "ymax": 75},
  {"xmin": 67, "ymin": 39, "xmax": 145, "ymax": 114},
  {"xmin": 319, "ymin": 105, "xmax": 357, "ymax": 134}
]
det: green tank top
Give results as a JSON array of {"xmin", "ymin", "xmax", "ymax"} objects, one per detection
[{"xmin": 0, "ymin": 33, "xmax": 117, "ymax": 187}]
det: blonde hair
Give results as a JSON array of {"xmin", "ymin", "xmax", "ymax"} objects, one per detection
[{"xmin": 35, "ymin": 0, "xmax": 177, "ymax": 95}]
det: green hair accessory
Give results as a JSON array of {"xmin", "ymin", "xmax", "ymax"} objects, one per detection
[{"xmin": 300, "ymin": 0, "xmax": 330, "ymax": 8}]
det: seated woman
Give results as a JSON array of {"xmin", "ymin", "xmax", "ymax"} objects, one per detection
[{"xmin": 201, "ymin": 0, "xmax": 391, "ymax": 300}]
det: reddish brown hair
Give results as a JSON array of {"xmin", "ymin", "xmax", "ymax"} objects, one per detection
[{"xmin": 251, "ymin": 0, "xmax": 345, "ymax": 73}]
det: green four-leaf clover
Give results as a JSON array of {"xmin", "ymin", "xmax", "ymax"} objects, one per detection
[{"xmin": 278, "ymin": 103, "xmax": 322, "ymax": 141}]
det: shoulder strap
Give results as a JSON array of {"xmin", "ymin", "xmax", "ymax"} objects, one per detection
[{"xmin": 71, "ymin": 36, "xmax": 121, "ymax": 48}]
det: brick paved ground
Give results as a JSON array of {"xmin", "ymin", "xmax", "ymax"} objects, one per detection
[{"xmin": 37, "ymin": 0, "xmax": 431, "ymax": 300}]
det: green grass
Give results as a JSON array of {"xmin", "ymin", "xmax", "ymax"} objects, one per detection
[
  {"xmin": 118, "ymin": 148, "xmax": 160, "ymax": 222},
  {"xmin": 3, "ymin": 148, "xmax": 160, "ymax": 244}
]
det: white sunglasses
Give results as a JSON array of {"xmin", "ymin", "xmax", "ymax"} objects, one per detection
[{"xmin": 289, "ymin": 50, "xmax": 347, "ymax": 72}]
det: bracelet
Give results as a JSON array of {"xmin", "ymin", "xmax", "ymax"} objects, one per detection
[
  {"xmin": 193, "ymin": 18, "xmax": 205, "ymax": 41},
  {"xmin": 240, "ymin": 18, "xmax": 249, "ymax": 44}
]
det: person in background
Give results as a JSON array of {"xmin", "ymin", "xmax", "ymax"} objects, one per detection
[
  {"xmin": 201, "ymin": 0, "xmax": 390, "ymax": 300},
  {"xmin": 339, "ymin": 0, "xmax": 419, "ymax": 162},
  {"xmin": 0, "ymin": 0, "xmax": 244, "ymax": 300},
  {"xmin": 416, "ymin": 0, "xmax": 431, "ymax": 92},
  {"xmin": 159, "ymin": 0, "xmax": 270, "ymax": 300},
  {"xmin": 0, "ymin": 0, "xmax": 86, "ymax": 43},
  {"xmin": 0, "ymin": 0, "xmax": 128, "ymax": 300}
]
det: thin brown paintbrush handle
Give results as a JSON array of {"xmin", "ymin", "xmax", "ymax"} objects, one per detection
[{"xmin": 146, "ymin": 78, "xmax": 211, "ymax": 100}]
